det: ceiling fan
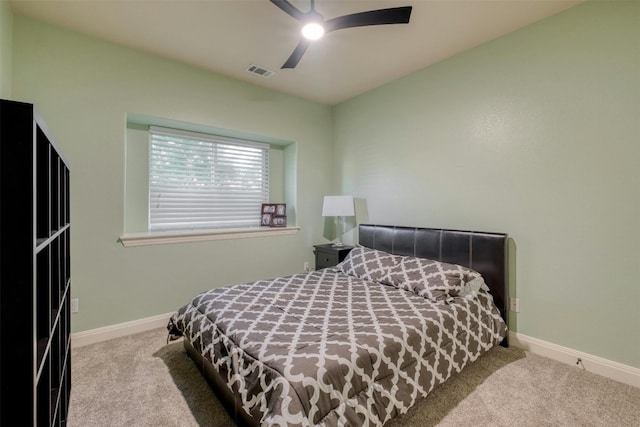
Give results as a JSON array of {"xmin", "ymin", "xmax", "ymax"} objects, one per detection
[{"xmin": 270, "ymin": 0, "xmax": 413, "ymax": 69}]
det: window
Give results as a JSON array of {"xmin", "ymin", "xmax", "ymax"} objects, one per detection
[
  {"xmin": 122, "ymin": 115, "xmax": 297, "ymax": 246},
  {"xmin": 148, "ymin": 126, "xmax": 269, "ymax": 231}
]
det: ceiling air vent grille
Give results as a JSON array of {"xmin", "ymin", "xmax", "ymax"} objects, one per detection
[{"xmin": 246, "ymin": 64, "xmax": 275, "ymax": 78}]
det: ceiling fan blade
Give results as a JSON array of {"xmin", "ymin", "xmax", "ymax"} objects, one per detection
[
  {"xmin": 282, "ymin": 39, "xmax": 311, "ymax": 69},
  {"xmin": 269, "ymin": 0, "xmax": 305, "ymax": 21},
  {"xmin": 325, "ymin": 6, "xmax": 412, "ymax": 33}
]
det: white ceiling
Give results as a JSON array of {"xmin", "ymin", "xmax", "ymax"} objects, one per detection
[{"xmin": 10, "ymin": 0, "xmax": 581, "ymax": 105}]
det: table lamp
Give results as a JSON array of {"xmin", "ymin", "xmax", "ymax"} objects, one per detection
[{"xmin": 322, "ymin": 195, "xmax": 355, "ymax": 247}]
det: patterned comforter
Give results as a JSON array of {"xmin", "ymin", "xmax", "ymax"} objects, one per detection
[{"xmin": 169, "ymin": 268, "xmax": 506, "ymax": 426}]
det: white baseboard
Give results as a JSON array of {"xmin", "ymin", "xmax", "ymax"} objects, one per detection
[
  {"xmin": 70, "ymin": 314, "xmax": 639, "ymax": 389},
  {"xmin": 509, "ymin": 331, "xmax": 640, "ymax": 389},
  {"xmin": 71, "ymin": 312, "xmax": 174, "ymax": 348}
]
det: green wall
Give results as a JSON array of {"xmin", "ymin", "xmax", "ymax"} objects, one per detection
[
  {"xmin": 0, "ymin": 0, "xmax": 12, "ymax": 98},
  {"xmin": 9, "ymin": 1, "xmax": 639, "ymax": 369},
  {"xmin": 12, "ymin": 16, "xmax": 334, "ymax": 332},
  {"xmin": 333, "ymin": 1, "xmax": 639, "ymax": 368}
]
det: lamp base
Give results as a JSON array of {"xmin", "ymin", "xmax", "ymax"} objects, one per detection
[{"xmin": 331, "ymin": 242, "xmax": 345, "ymax": 247}]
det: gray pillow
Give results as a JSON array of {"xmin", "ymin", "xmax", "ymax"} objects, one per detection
[
  {"xmin": 386, "ymin": 256, "xmax": 480, "ymax": 301},
  {"xmin": 336, "ymin": 246, "xmax": 402, "ymax": 283}
]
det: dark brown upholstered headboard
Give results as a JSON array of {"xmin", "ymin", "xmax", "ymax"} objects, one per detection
[{"xmin": 359, "ymin": 224, "xmax": 508, "ymax": 342}]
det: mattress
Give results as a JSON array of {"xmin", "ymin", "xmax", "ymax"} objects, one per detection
[{"xmin": 169, "ymin": 266, "xmax": 507, "ymax": 426}]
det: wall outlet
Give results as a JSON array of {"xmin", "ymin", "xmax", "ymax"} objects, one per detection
[
  {"xmin": 303, "ymin": 262, "xmax": 311, "ymax": 272},
  {"xmin": 71, "ymin": 298, "xmax": 79, "ymax": 314},
  {"xmin": 510, "ymin": 297, "xmax": 520, "ymax": 313}
]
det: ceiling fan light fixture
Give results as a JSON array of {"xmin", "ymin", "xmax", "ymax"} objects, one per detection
[
  {"xmin": 301, "ymin": 22, "xmax": 325, "ymax": 40},
  {"xmin": 270, "ymin": 0, "xmax": 413, "ymax": 69}
]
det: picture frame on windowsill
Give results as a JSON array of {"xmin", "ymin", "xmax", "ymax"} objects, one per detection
[
  {"xmin": 261, "ymin": 213, "xmax": 272, "ymax": 226},
  {"xmin": 261, "ymin": 203, "xmax": 276, "ymax": 214},
  {"xmin": 270, "ymin": 216, "xmax": 287, "ymax": 227}
]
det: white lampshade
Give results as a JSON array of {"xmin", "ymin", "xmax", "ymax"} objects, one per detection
[{"xmin": 322, "ymin": 196, "xmax": 355, "ymax": 217}]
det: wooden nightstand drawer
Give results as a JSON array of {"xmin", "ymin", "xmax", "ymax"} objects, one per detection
[{"xmin": 313, "ymin": 244, "xmax": 354, "ymax": 270}]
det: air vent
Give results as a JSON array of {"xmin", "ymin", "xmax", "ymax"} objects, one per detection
[{"xmin": 246, "ymin": 64, "xmax": 275, "ymax": 78}]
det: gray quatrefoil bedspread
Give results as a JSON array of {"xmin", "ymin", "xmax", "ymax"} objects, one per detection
[{"xmin": 168, "ymin": 268, "xmax": 507, "ymax": 426}]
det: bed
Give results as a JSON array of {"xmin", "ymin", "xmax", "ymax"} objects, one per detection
[{"xmin": 168, "ymin": 224, "xmax": 508, "ymax": 426}]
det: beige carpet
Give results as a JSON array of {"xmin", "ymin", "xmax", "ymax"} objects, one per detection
[{"xmin": 67, "ymin": 328, "xmax": 640, "ymax": 427}]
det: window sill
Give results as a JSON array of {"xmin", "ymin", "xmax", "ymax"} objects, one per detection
[{"xmin": 119, "ymin": 226, "xmax": 300, "ymax": 247}]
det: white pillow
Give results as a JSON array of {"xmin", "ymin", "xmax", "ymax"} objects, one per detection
[{"xmin": 458, "ymin": 275, "xmax": 490, "ymax": 299}]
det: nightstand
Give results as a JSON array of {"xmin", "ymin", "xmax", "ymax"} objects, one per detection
[{"xmin": 313, "ymin": 244, "xmax": 354, "ymax": 270}]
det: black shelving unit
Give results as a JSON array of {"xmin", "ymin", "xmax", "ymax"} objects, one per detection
[{"xmin": 0, "ymin": 99, "xmax": 71, "ymax": 426}]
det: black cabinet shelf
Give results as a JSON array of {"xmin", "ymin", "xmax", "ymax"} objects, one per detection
[{"xmin": 1, "ymin": 99, "xmax": 71, "ymax": 426}]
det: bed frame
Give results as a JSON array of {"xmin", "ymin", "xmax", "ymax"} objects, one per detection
[{"xmin": 183, "ymin": 224, "xmax": 508, "ymax": 426}]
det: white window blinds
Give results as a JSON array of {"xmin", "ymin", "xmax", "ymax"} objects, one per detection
[{"xmin": 148, "ymin": 126, "xmax": 269, "ymax": 231}]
